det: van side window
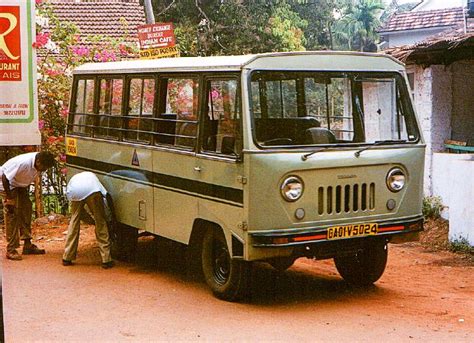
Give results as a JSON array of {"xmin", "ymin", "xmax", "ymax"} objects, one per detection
[
  {"xmin": 124, "ymin": 77, "xmax": 155, "ymax": 143},
  {"xmin": 156, "ymin": 77, "xmax": 199, "ymax": 148},
  {"xmin": 202, "ymin": 79, "xmax": 241, "ymax": 156},
  {"xmin": 96, "ymin": 78, "xmax": 123, "ymax": 140},
  {"xmin": 71, "ymin": 78, "xmax": 95, "ymax": 135}
]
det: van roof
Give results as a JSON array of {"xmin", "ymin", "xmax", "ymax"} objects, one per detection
[{"xmin": 73, "ymin": 51, "xmax": 405, "ymax": 75}]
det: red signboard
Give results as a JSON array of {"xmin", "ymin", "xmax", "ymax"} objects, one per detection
[
  {"xmin": 137, "ymin": 22, "xmax": 176, "ymax": 49},
  {"xmin": 0, "ymin": 6, "xmax": 22, "ymax": 81}
]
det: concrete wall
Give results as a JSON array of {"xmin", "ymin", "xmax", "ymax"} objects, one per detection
[
  {"xmin": 452, "ymin": 61, "xmax": 474, "ymax": 143},
  {"xmin": 409, "ymin": 64, "xmax": 453, "ymax": 195},
  {"xmin": 385, "ymin": 28, "xmax": 445, "ymax": 48},
  {"xmin": 432, "ymin": 153, "xmax": 474, "ymax": 245},
  {"xmin": 410, "ymin": 61, "xmax": 474, "ymax": 194}
]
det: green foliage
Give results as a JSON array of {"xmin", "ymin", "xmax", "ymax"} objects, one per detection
[
  {"xmin": 380, "ymin": 1, "xmax": 419, "ymax": 22},
  {"xmin": 153, "ymin": 0, "xmax": 334, "ymax": 55},
  {"xmin": 333, "ymin": 0, "xmax": 385, "ymax": 51},
  {"xmin": 449, "ymin": 237, "xmax": 474, "ymax": 255},
  {"xmin": 422, "ymin": 196, "xmax": 444, "ymax": 219},
  {"xmin": 34, "ymin": 1, "xmax": 137, "ymax": 214},
  {"xmin": 158, "ymin": 0, "xmax": 381, "ymax": 53}
]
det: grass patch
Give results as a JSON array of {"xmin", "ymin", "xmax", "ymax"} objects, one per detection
[{"xmin": 449, "ymin": 238, "xmax": 474, "ymax": 255}]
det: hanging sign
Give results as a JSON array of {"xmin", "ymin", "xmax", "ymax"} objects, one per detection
[
  {"xmin": 0, "ymin": 0, "xmax": 40, "ymax": 145},
  {"xmin": 137, "ymin": 22, "xmax": 179, "ymax": 59}
]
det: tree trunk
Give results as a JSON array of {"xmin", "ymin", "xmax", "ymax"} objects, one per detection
[
  {"xmin": 144, "ymin": 0, "xmax": 155, "ymax": 24},
  {"xmin": 34, "ymin": 174, "xmax": 43, "ymax": 218}
]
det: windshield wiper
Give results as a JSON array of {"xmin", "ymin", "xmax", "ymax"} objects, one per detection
[
  {"xmin": 354, "ymin": 140, "xmax": 407, "ymax": 157},
  {"xmin": 301, "ymin": 147, "xmax": 329, "ymax": 161}
]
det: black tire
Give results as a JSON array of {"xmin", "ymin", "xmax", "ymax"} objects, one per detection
[
  {"xmin": 201, "ymin": 227, "xmax": 249, "ymax": 301},
  {"xmin": 268, "ymin": 256, "xmax": 296, "ymax": 272},
  {"xmin": 334, "ymin": 241, "xmax": 388, "ymax": 286},
  {"xmin": 110, "ymin": 223, "xmax": 138, "ymax": 262}
]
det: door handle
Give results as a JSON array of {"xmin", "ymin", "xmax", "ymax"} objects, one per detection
[{"xmin": 193, "ymin": 166, "xmax": 202, "ymax": 172}]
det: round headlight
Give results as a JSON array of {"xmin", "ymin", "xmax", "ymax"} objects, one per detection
[
  {"xmin": 281, "ymin": 176, "xmax": 304, "ymax": 202},
  {"xmin": 386, "ymin": 168, "xmax": 406, "ymax": 192}
]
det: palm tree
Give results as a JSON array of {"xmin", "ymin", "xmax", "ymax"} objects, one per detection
[{"xmin": 333, "ymin": 0, "xmax": 385, "ymax": 51}]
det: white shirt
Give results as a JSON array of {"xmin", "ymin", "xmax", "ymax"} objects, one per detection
[
  {"xmin": 0, "ymin": 152, "xmax": 39, "ymax": 191},
  {"xmin": 66, "ymin": 171, "xmax": 107, "ymax": 201}
]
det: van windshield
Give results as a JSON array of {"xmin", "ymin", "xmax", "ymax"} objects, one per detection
[{"xmin": 250, "ymin": 71, "xmax": 419, "ymax": 148}]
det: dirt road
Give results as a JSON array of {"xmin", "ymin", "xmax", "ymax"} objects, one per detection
[{"xmin": 1, "ymin": 222, "xmax": 473, "ymax": 342}]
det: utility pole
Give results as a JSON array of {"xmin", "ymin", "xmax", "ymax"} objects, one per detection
[{"xmin": 144, "ymin": 0, "xmax": 155, "ymax": 24}]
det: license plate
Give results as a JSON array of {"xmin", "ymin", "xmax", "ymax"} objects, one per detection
[{"xmin": 327, "ymin": 223, "xmax": 378, "ymax": 240}]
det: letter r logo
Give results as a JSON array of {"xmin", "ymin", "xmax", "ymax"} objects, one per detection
[{"xmin": 0, "ymin": 6, "xmax": 20, "ymax": 60}]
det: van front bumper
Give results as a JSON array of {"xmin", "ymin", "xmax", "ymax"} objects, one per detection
[{"xmin": 250, "ymin": 216, "xmax": 424, "ymax": 248}]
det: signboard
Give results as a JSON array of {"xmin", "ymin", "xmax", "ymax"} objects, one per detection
[
  {"xmin": 139, "ymin": 46, "xmax": 180, "ymax": 59},
  {"xmin": 0, "ymin": 0, "xmax": 40, "ymax": 146},
  {"xmin": 137, "ymin": 22, "xmax": 179, "ymax": 59}
]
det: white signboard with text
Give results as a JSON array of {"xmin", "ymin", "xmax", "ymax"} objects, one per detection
[{"xmin": 0, "ymin": 0, "xmax": 40, "ymax": 146}]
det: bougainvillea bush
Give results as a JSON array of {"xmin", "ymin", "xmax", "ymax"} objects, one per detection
[{"xmin": 34, "ymin": 0, "xmax": 138, "ymax": 213}]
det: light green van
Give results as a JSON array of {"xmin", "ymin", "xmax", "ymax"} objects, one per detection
[{"xmin": 66, "ymin": 51, "xmax": 425, "ymax": 301}]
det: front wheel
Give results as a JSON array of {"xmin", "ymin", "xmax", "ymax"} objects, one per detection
[
  {"xmin": 201, "ymin": 227, "xmax": 249, "ymax": 301},
  {"xmin": 334, "ymin": 241, "xmax": 388, "ymax": 286}
]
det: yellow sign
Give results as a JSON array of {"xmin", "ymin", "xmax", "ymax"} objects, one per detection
[
  {"xmin": 139, "ymin": 46, "xmax": 180, "ymax": 59},
  {"xmin": 66, "ymin": 137, "xmax": 77, "ymax": 156}
]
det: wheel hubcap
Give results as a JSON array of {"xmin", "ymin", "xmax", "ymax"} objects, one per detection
[{"xmin": 213, "ymin": 239, "xmax": 230, "ymax": 285}]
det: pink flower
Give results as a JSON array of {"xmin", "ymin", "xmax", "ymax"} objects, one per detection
[
  {"xmin": 72, "ymin": 46, "xmax": 90, "ymax": 57},
  {"xmin": 60, "ymin": 167, "xmax": 68, "ymax": 175},
  {"xmin": 60, "ymin": 107, "xmax": 69, "ymax": 118},
  {"xmin": 38, "ymin": 119, "xmax": 45, "ymax": 129},
  {"xmin": 94, "ymin": 50, "xmax": 117, "ymax": 62},
  {"xmin": 45, "ymin": 68, "xmax": 61, "ymax": 77},
  {"xmin": 59, "ymin": 154, "xmax": 66, "ymax": 162},
  {"xmin": 32, "ymin": 32, "xmax": 49, "ymax": 48},
  {"xmin": 211, "ymin": 89, "xmax": 220, "ymax": 100},
  {"xmin": 35, "ymin": 0, "xmax": 43, "ymax": 5}
]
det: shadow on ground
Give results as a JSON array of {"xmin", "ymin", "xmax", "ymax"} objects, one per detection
[{"xmin": 125, "ymin": 235, "xmax": 387, "ymax": 305}]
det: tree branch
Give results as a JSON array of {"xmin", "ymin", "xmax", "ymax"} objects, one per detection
[{"xmin": 156, "ymin": 0, "xmax": 177, "ymax": 18}]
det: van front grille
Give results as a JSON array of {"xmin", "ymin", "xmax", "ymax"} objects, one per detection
[{"xmin": 317, "ymin": 183, "xmax": 375, "ymax": 215}]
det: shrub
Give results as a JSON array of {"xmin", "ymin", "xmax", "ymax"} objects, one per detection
[
  {"xmin": 449, "ymin": 237, "xmax": 474, "ymax": 255},
  {"xmin": 422, "ymin": 196, "xmax": 444, "ymax": 219}
]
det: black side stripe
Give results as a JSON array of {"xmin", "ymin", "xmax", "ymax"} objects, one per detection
[{"xmin": 66, "ymin": 156, "xmax": 244, "ymax": 204}]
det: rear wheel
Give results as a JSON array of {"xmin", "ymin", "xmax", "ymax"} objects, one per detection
[
  {"xmin": 334, "ymin": 240, "xmax": 388, "ymax": 286},
  {"xmin": 201, "ymin": 227, "xmax": 249, "ymax": 301}
]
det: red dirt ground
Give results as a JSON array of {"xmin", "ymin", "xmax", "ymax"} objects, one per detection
[{"xmin": 1, "ymin": 216, "xmax": 473, "ymax": 342}]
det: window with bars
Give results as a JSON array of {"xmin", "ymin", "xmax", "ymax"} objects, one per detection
[
  {"xmin": 201, "ymin": 78, "xmax": 241, "ymax": 157},
  {"xmin": 124, "ymin": 77, "xmax": 155, "ymax": 143},
  {"xmin": 95, "ymin": 78, "xmax": 123, "ymax": 140},
  {"xmin": 70, "ymin": 78, "xmax": 95, "ymax": 135},
  {"xmin": 155, "ymin": 77, "xmax": 199, "ymax": 149}
]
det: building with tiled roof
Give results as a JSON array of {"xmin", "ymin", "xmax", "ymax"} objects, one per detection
[
  {"xmin": 381, "ymin": 6, "xmax": 474, "ymax": 238},
  {"xmin": 49, "ymin": 0, "xmax": 146, "ymax": 47},
  {"xmin": 379, "ymin": 7, "xmax": 470, "ymax": 48}
]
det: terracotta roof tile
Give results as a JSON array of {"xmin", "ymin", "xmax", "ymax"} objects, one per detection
[
  {"xmin": 379, "ymin": 7, "xmax": 466, "ymax": 33},
  {"xmin": 48, "ymin": 0, "xmax": 146, "ymax": 45},
  {"xmin": 384, "ymin": 18, "xmax": 474, "ymax": 65}
]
